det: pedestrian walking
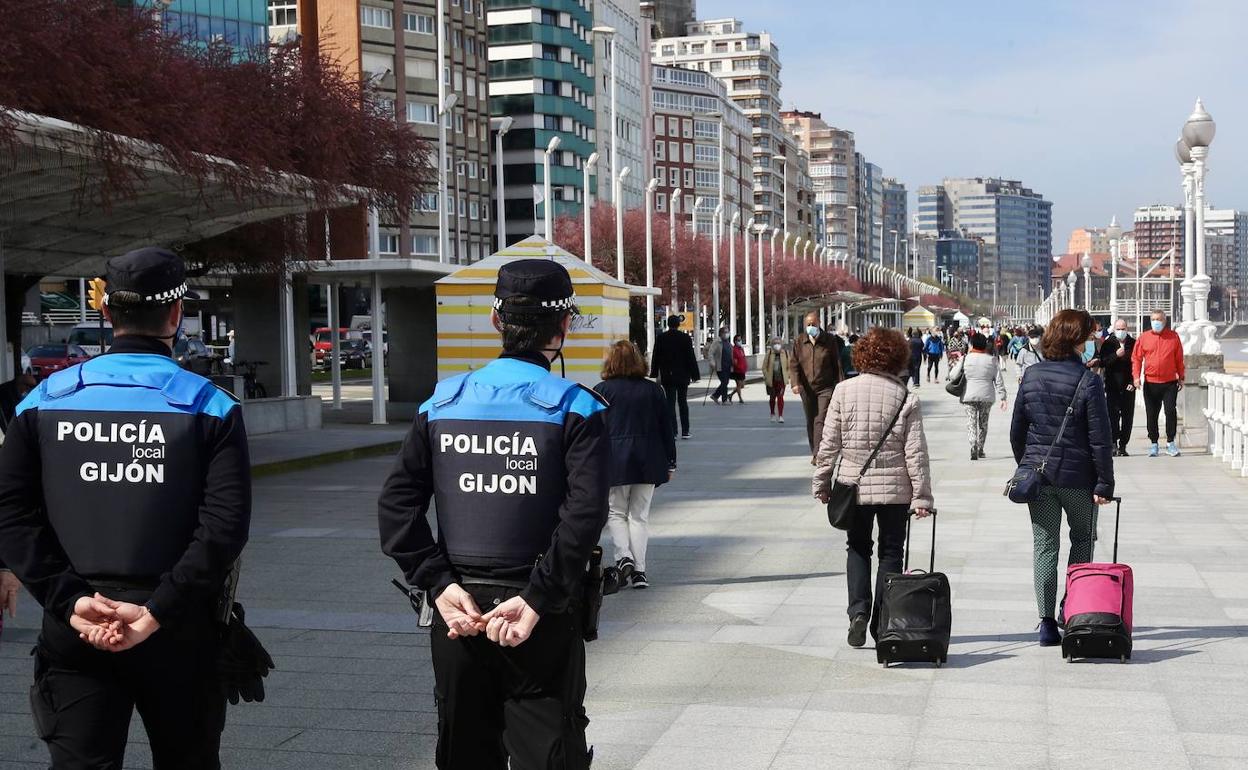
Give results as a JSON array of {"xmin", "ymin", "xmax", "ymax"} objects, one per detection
[
  {"xmin": 378, "ymin": 259, "xmax": 606, "ymax": 770},
  {"xmin": 946, "ymin": 329, "xmax": 968, "ymax": 374},
  {"xmin": 0, "ymin": 247, "xmax": 261, "ymax": 768},
  {"xmin": 650, "ymin": 315, "xmax": 700, "ymax": 439},
  {"xmin": 961, "ymin": 332, "xmax": 1008, "ymax": 460},
  {"xmin": 1010, "ymin": 309, "xmax": 1115, "ymax": 646},
  {"xmin": 790, "ymin": 311, "xmax": 846, "ymax": 457},
  {"xmin": 812, "ymin": 328, "xmax": 934, "ymax": 647},
  {"xmin": 924, "ymin": 331, "xmax": 945, "ymax": 382},
  {"xmin": 1132, "ymin": 310, "xmax": 1185, "ymax": 457},
  {"xmin": 729, "ymin": 335, "xmax": 748, "ymax": 403},
  {"xmin": 1016, "ymin": 327, "xmax": 1044, "ymax": 381},
  {"xmin": 707, "ymin": 326, "xmax": 733, "ymax": 404},
  {"xmin": 761, "ymin": 337, "xmax": 790, "ymax": 423},
  {"xmin": 594, "ymin": 341, "xmax": 676, "ymax": 591},
  {"xmin": 1100, "ymin": 318, "xmax": 1136, "ymax": 456},
  {"xmin": 906, "ymin": 330, "xmax": 923, "ymax": 387}
]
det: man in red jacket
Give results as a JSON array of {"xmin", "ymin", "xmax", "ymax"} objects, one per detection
[{"xmin": 1132, "ymin": 310, "xmax": 1185, "ymax": 457}]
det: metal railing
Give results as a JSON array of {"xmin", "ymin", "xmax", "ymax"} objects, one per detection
[
  {"xmin": 1203, "ymin": 372, "xmax": 1248, "ymax": 476},
  {"xmin": 22, "ymin": 309, "xmax": 102, "ymax": 326}
]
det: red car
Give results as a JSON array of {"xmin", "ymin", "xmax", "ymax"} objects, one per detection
[
  {"xmin": 28, "ymin": 344, "xmax": 89, "ymax": 379},
  {"xmin": 312, "ymin": 327, "xmax": 356, "ymax": 366}
]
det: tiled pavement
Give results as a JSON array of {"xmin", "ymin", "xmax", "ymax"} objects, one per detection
[{"xmin": 3, "ymin": 371, "xmax": 1248, "ymax": 769}]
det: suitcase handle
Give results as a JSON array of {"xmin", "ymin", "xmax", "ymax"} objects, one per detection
[{"xmin": 905, "ymin": 509, "xmax": 937, "ymax": 574}]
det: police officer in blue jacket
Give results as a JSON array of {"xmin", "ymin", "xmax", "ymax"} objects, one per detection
[
  {"xmin": 379, "ymin": 259, "xmax": 609, "ymax": 770},
  {"xmin": 0, "ymin": 247, "xmax": 251, "ymax": 768}
]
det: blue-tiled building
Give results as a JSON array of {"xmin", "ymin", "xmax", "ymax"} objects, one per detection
[{"xmin": 137, "ymin": 0, "xmax": 269, "ymax": 52}]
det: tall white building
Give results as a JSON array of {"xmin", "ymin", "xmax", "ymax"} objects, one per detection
[
  {"xmin": 592, "ymin": 0, "xmax": 645, "ymax": 209},
  {"xmin": 650, "ymin": 18, "xmax": 810, "ymax": 238}
]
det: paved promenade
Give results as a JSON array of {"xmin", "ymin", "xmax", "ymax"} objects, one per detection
[{"xmin": 3, "ymin": 372, "xmax": 1248, "ymax": 769}]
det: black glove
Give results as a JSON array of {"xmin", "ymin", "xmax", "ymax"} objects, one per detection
[{"xmin": 217, "ymin": 602, "xmax": 275, "ymax": 705}]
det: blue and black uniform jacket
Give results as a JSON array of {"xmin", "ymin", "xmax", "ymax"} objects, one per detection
[
  {"xmin": 378, "ymin": 351, "xmax": 609, "ymax": 617},
  {"xmin": 0, "ymin": 335, "xmax": 251, "ymax": 626}
]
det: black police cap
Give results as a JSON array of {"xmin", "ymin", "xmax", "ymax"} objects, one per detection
[
  {"xmin": 493, "ymin": 259, "xmax": 575, "ymax": 316},
  {"xmin": 105, "ymin": 247, "xmax": 199, "ymax": 307}
]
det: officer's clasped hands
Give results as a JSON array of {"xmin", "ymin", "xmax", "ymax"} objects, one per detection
[
  {"xmin": 70, "ymin": 593, "xmax": 161, "ymax": 652},
  {"xmin": 481, "ymin": 596, "xmax": 540, "ymax": 648},
  {"xmin": 435, "ymin": 584, "xmax": 486, "ymax": 639}
]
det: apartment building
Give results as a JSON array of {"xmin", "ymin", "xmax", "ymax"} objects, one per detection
[
  {"xmin": 592, "ymin": 0, "xmax": 645, "ymax": 209},
  {"xmin": 649, "ymin": 64, "xmax": 751, "ymax": 234},
  {"xmin": 781, "ymin": 111, "xmax": 856, "ymax": 258},
  {"xmin": 881, "ymin": 177, "xmax": 908, "ymax": 271}
]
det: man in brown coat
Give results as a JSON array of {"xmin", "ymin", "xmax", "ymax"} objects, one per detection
[{"xmin": 790, "ymin": 311, "xmax": 845, "ymax": 457}]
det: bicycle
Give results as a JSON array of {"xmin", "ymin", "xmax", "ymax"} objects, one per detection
[{"xmin": 232, "ymin": 360, "xmax": 268, "ymax": 400}]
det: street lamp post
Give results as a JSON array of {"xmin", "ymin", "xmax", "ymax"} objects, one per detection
[
  {"xmin": 1082, "ymin": 253, "xmax": 1092, "ymax": 311},
  {"xmin": 1183, "ymin": 98, "xmax": 1217, "ymax": 353},
  {"xmin": 1067, "ymin": 270, "xmax": 1078, "ymax": 310},
  {"xmin": 616, "ymin": 166, "xmax": 631, "ymax": 280},
  {"xmin": 438, "ymin": 91, "xmax": 459, "ymax": 262},
  {"xmin": 770, "ymin": 229, "xmax": 781, "ymax": 338},
  {"xmin": 1107, "ymin": 215, "xmax": 1122, "ymax": 323},
  {"xmin": 582, "ymin": 151, "xmax": 599, "ymax": 266},
  {"xmin": 669, "ymin": 187, "xmax": 682, "ymax": 311},
  {"xmin": 491, "ymin": 116, "xmax": 513, "ymax": 251},
  {"xmin": 1177, "ymin": 138, "xmax": 1195, "ymax": 337},
  {"xmin": 773, "ymin": 154, "xmax": 788, "ymax": 245},
  {"xmin": 756, "ymin": 225, "xmax": 766, "ymax": 350},
  {"xmin": 692, "ymin": 197, "xmax": 705, "ymax": 348},
  {"xmin": 890, "ymin": 229, "xmax": 899, "ymax": 273},
  {"xmin": 729, "ymin": 210, "xmax": 740, "ymax": 340},
  {"xmin": 542, "ymin": 135, "xmax": 561, "ymax": 241},
  {"xmin": 744, "ymin": 217, "xmax": 754, "ymax": 354},
  {"xmin": 645, "ymin": 178, "xmax": 659, "ymax": 355},
  {"xmin": 712, "ymin": 202, "xmax": 724, "ymax": 336},
  {"xmin": 875, "ymin": 220, "xmax": 884, "ymax": 266}
]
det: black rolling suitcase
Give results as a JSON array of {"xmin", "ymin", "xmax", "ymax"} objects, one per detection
[{"xmin": 876, "ymin": 511, "xmax": 952, "ymax": 668}]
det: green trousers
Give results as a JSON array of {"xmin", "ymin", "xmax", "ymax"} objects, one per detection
[{"xmin": 1027, "ymin": 485, "xmax": 1096, "ymax": 618}]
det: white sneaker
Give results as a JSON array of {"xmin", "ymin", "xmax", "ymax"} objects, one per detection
[
  {"xmin": 769, "ymin": 415, "xmax": 776, "ymax": 422},
  {"xmin": 778, "ymin": 416, "xmax": 785, "ymax": 423}
]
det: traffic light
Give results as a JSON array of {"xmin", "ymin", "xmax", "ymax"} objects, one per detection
[{"xmin": 88, "ymin": 277, "xmax": 107, "ymax": 311}]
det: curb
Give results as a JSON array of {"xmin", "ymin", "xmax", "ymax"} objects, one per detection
[{"xmin": 251, "ymin": 440, "xmax": 403, "ymax": 478}]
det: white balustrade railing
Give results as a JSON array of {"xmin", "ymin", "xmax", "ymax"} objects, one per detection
[{"xmin": 1203, "ymin": 372, "xmax": 1248, "ymax": 476}]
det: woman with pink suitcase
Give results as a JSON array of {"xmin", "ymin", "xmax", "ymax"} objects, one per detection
[{"xmin": 1008, "ymin": 309, "xmax": 1116, "ymax": 647}]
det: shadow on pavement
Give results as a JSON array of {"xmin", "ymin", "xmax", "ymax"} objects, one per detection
[{"xmin": 675, "ymin": 571, "xmax": 843, "ymax": 587}]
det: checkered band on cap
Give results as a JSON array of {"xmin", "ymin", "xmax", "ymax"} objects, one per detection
[
  {"xmin": 492, "ymin": 295, "xmax": 576, "ymax": 313},
  {"xmin": 103, "ymin": 282, "xmax": 189, "ymax": 306}
]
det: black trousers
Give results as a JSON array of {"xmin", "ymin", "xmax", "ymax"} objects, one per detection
[
  {"xmin": 431, "ymin": 584, "xmax": 590, "ymax": 770},
  {"xmin": 662, "ymin": 381, "xmax": 690, "ymax": 436},
  {"xmin": 712, "ymin": 371, "xmax": 730, "ymax": 402},
  {"xmin": 908, "ymin": 362, "xmax": 921, "ymax": 386},
  {"xmin": 1106, "ymin": 386, "xmax": 1136, "ymax": 449},
  {"xmin": 1143, "ymin": 381, "xmax": 1179, "ymax": 443},
  {"xmin": 799, "ymin": 387, "xmax": 834, "ymax": 455},
  {"xmin": 926, "ymin": 354, "xmax": 941, "ymax": 379},
  {"xmin": 30, "ymin": 593, "xmax": 225, "ymax": 770},
  {"xmin": 846, "ymin": 504, "xmax": 909, "ymax": 634}
]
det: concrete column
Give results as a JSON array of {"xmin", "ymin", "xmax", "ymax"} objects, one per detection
[
  {"xmin": 370, "ymin": 272, "xmax": 387, "ymax": 425},
  {"xmin": 293, "ymin": 275, "xmax": 311, "ymax": 396},
  {"xmin": 385, "ymin": 286, "xmax": 438, "ymax": 407},
  {"xmin": 232, "ymin": 274, "xmax": 282, "ymax": 398},
  {"xmin": 328, "ymin": 282, "xmax": 342, "ymax": 410}
]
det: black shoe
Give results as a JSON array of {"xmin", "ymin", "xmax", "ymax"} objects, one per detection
[
  {"xmin": 616, "ymin": 557, "xmax": 636, "ymax": 584},
  {"xmin": 1038, "ymin": 617, "xmax": 1061, "ymax": 647},
  {"xmin": 970, "ymin": 448, "xmax": 979, "ymax": 461},
  {"xmin": 681, "ymin": 433, "xmax": 691, "ymax": 440},
  {"xmin": 847, "ymin": 614, "xmax": 869, "ymax": 648},
  {"xmin": 1118, "ymin": 446, "xmax": 1129, "ymax": 457},
  {"xmin": 630, "ymin": 571, "xmax": 648, "ymax": 589}
]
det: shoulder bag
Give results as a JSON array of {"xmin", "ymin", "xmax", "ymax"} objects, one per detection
[
  {"xmin": 827, "ymin": 391, "xmax": 907, "ymax": 530},
  {"xmin": 945, "ymin": 359, "xmax": 966, "ymax": 398},
  {"xmin": 1004, "ymin": 370, "xmax": 1089, "ymax": 504}
]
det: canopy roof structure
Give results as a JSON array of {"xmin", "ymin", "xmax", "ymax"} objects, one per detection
[
  {"xmin": 788, "ymin": 290, "xmax": 898, "ymax": 316},
  {"xmin": 0, "ymin": 110, "xmax": 361, "ymax": 277}
]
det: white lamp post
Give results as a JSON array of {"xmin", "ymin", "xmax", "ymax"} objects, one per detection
[
  {"xmin": 645, "ymin": 178, "xmax": 659, "ymax": 355},
  {"xmin": 491, "ymin": 116, "xmax": 513, "ymax": 251},
  {"xmin": 729, "ymin": 210, "xmax": 740, "ymax": 339},
  {"xmin": 1067, "ymin": 270, "xmax": 1078, "ymax": 310},
  {"xmin": 1183, "ymin": 98, "xmax": 1217, "ymax": 353},
  {"xmin": 582, "ymin": 151, "xmax": 599, "ymax": 266},
  {"xmin": 1107, "ymin": 215, "xmax": 1122, "ymax": 322},
  {"xmin": 438, "ymin": 91, "xmax": 459, "ymax": 262},
  {"xmin": 692, "ymin": 196, "xmax": 705, "ymax": 346},
  {"xmin": 1177, "ymin": 137, "xmax": 1195, "ymax": 337},
  {"xmin": 756, "ymin": 224, "xmax": 766, "ymax": 351},
  {"xmin": 773, "ymin": 153, "xmax": 788, "ymax": 243},
  {"xmin": 1082, "ymin": 253, "xmax": 1092, "ymax": 311},
  {"xmin": 770, "ymin": 229, "xmax": 781, "ymax": 338},
  {"xmin": 712, "ymin": 201, "xmax": 724, "ymax": 336},
  {"xmin": 615, "ymin": 166, "xmax": 631, "ymax": 280},
  {"xmin": 669, "ymin": 187, "xmax": 682, "ymax": 311},
  {"xmin": 542, "ymin": 135, "xmax": 561, "ymax": 241},
  {"xmin": 744, "ymin": 216, "xmax": 754, "ymax": 354},
  {"xmin": 592, "ymin": 26, "xmax": 618, "ymax": 203}
]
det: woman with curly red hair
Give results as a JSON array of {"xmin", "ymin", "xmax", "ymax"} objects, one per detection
[{"xmin": 812, "ymin": 328, "xmax": 934, "ymax": 648}]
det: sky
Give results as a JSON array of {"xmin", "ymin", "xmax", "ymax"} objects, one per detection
[{"xmin": 700, "ymin": 0, "xmax": 1248, "ymax": 250}]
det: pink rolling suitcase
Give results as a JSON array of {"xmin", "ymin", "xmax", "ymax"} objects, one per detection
[{"xmin": 1061, "ymin": 497, "xmax": 1133, "ymax": 663}]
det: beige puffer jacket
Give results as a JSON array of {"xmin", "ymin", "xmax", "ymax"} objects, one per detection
[{"xmin": 811, "ymin": 372, "xmax": 934, "ymax": 509}]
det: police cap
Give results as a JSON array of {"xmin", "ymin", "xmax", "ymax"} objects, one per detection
[
  {"xmin": 104, "ymin": 247, "xmax": 199, "ymax": 307},
  {"xmin": 493, "ymin": 259, "xmax": 576, "ymax": 321}
]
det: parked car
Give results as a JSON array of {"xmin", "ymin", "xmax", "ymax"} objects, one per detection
[
  {"xmin": 330, "ymin": 339, "xmax": 373, "ymax": 370},
  {"xmin": 312, "ymin": 326, "xmax": 362, "ymax": 365},
  {"xmin": 27, "ymin": 344, "xmax": 89, "ymax": 379},
  {"xmin": 67, "ymin": 322, "xmax": 113, "ymax": 356},
  {"xmin": 174, "ymin": 334, "xmax": 220, "ymax": 375},
  {"xmin": 360, "ymin": 329, "xmax": 389, "ymax": 363}
]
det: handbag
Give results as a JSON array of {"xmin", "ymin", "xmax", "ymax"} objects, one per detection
[
  {"xmin": 827, "ymin": 392, "xmax": 907, "ymax": 530},
  {"xmin": 1005, "ymin": 370, "xmax": 1089, "ymax": 504},
  {"xmin": 945, "ymin": 360, "xmax": 966, "ymax": 398}
]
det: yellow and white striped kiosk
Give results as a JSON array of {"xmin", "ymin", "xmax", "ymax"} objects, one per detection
[{"xmin": 435, "ymin": 236, "xmax": 639, "ymax": 386}]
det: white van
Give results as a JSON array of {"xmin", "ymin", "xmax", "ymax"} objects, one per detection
[{"xmin": 67, "ymin": 322, "xmax": 114, "ymax": 356}]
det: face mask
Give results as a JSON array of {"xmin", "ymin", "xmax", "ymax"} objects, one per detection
[
  {"xmin": 1082, "ymin": 340, "xmax": 1096, "ymax": 362},
  {"xmin": 806, "ymin": 325, "xmax": 821, "ymax": 337},
  {"xmin": 1151, "ymin": 320, "xmax": 1165, "ymax": 333},
  {"xmin": 720, "ymin": 333, "xmax": 729, "ymax": 340},
  {"xmin": 1114, "ymin": 329, "xmax": 1127, "ymax": 340},
  {"xmin": 772, "ymin": 343, "xmax": 782, "ymax": 351},
  {"xmin": 1028, "ymin": 336, "xmax": 1040, "ymax": 345}
]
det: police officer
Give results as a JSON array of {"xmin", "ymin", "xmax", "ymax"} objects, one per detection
[
  {"xmin": 379, "ymin": 259, "xmax": 608, "ymax": 770},
  {"xmin": 0, "ymin": 247, "xmax": 252, "ymax": 768}
]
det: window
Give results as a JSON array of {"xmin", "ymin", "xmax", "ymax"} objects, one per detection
[
  {"xmin": 406, "ymin": 102, "xmax": 437, "ymax": 124},
  {"xmin": 464, "ymin": 0, "xmax": 473, "ymax": 11},
  {"xmin": 541, "ymin": 9, "xmax": 558, "ymax": 25},
  {"xmin": 418, "ymin": 192, "xmax": 439, "ymax": 212},
  {"xmin": 654, "ymin": 140, "xmax": 665, "ymax": 160},
  {"xmin": 467, "ymin": 161, "xmax": 478, "ymax": 179},
  {"xmin": 467, "ymin": 119, "xmax": 477, "ymax": 138},
  {"xmin": 653, "ymin": 114, "xmax": 665, "ymax": 135},
  {"xmin": 545, "ymin": 115, "xmax": 561, "ymax": 130},
  {"xmin": 466, "ymin": 78, "xmax": 476, "ymax": 97},
  {"xmin": 660, "ymin": 45, "xmax": 675, "ymax": 56},
  {"xmin": 455, "ymin": 114, "xmax": 464, "ymax": 132},
  {"xmin": 683, "ymin": 169, "xmax": 693, "ymax": 188},
  {"xmin": 683, "ymin": 143, "xmax": 693, "ymax": 163},
  {"xmin": 453, "ymin": 29, "xmax": 462, "ymax": 49},
  {"xmin": 656, "ymin": 193, "xmax": 666, "ymax": 212},
  {"xmin": 379, "ymin": 232, "xmax": 400, "ymax": 254},
  {"xmin": 403, "ymin": 12, "xmax": 434, "ymax": 33},
  {"xmin": 695, "ymin": 145, "xmax": 718, "ymax": 163},
  {"xmin": 469, "ymin": 200, "xmax": 480, "ymax": 220},
  {"xmin": 413, "ymin": 235, "xmax": 438, "ymax": 255},
  {"xmin": 542, "ymin": 79, "xmax": 559, "ymax": 95},
  {"xmin": 269, "ymin": 1, "xmax": 297, "ymax": 26},
  {"xmin": 668, "ymin": 141, "xmax": 679, "ymax": 159},
  {"xmin": 458, "ymin": 197, "xmax": 467, "ymax": 217},
  {"xmin": 709, "ymin": 61, "xmax": 721, "ymax": 72},
  {"xmin": 360, "ymin": 6, "xmax": 392, "ymax": 28},
  {"xmin": 542, "ymin": 44, "xmax": 559, "ymax": 61},
  {"xmin": 668, "ymin": 167, "xmax": 679, "ymax": 186},
  {"xmin": 682, "ymin": 119, "xmax": 693, "ymax": 138},
  {"xmin": 695, "ymin": 169, "xmax": 717, "ymax": 188},
  {"xmin": 465, "ymin": 38, "xmax": 476, "ymax": 56}
]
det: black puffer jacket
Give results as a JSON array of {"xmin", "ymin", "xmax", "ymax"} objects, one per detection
[
  {"xmin": 1010, "ymin": 356, "xmax": 1114, "ymax": 498},
  {"xmin": 593, "ymin": 377, "xmax": 676, "ymax": 487}
]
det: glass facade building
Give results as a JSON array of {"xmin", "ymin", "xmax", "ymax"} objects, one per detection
[{"xmin": 137, "ymin": 0, "xmax": 269, "ymax": 51}]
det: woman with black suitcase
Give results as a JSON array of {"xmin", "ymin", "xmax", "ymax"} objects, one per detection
[
  {"xmin": 812, "ymin": 328, "xmax": 934, "ymax": 648},
  {"xmin": 1009, "ymin": 309, "xmax": 1115, "ymax": 646}
]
